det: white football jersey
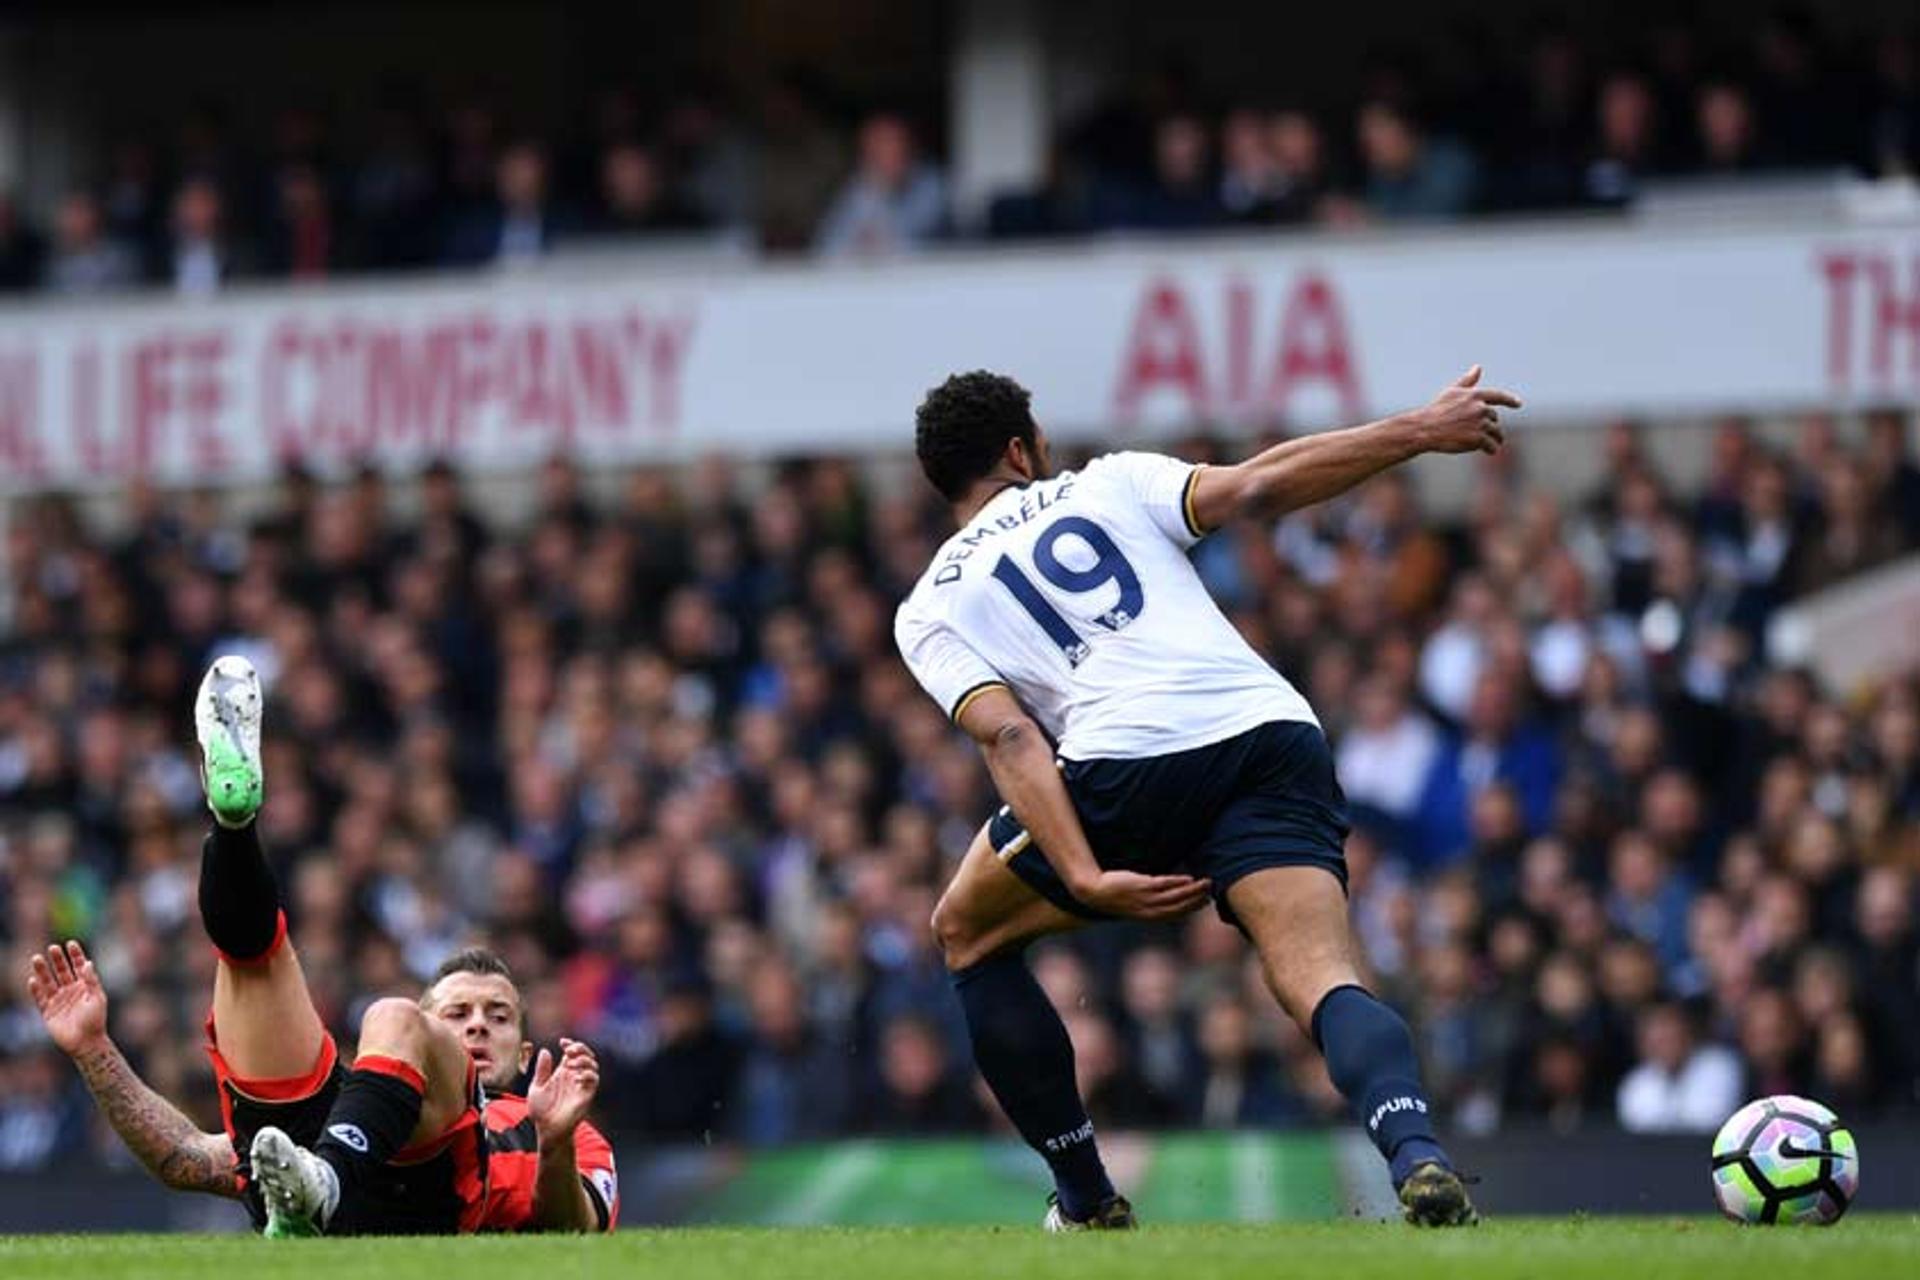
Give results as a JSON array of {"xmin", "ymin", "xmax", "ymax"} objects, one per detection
[{"xmin": 895, "ymin": 451, "xmax": 1317, "ymax": 761}]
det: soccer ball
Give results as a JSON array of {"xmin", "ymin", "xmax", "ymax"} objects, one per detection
[{"xmin": 1710, "ymin": 1096, "xmax": 1859, "ymax": 1225}]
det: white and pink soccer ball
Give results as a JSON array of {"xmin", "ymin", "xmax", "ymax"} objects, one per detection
[{"xmin": 1711, "ymin": 1096, "xmax": 1859, "ymax": 1226}]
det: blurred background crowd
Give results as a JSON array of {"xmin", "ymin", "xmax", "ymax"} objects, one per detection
[
  {"xmin": 0, "ymin": 404, "xmax": 1917, "ymax": 1172},
  {"xmin": 0, "ymin": 6, "xmax": 1917, "ymax": 293}
]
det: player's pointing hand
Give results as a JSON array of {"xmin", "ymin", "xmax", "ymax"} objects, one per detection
[{"xmin": 1414, "ymin": 366, "xmax": 1523, "ymax": 456}]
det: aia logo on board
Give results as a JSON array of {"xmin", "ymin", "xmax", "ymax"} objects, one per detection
[{"xmin": 1113, "ymin": 274, "xmax": 1364, "ymax": 426}]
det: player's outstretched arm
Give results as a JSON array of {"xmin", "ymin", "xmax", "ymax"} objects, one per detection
[
  {"xmin": 1188, "ymin": 365, "xmax": 1521, "ymax": 531},
  {"xmin": 26, "ymin": 942, "xmax": 240, "ymax": 1199},
  {"xmin": 527, "ymin": 1037, "xmax": 611, "ymax": 1232},
  {"xmin": 957, "ymin": 686, "xmax": 1212, "ymax": 921}
]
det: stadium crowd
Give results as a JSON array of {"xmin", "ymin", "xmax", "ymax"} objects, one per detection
[
  {"xmin": 0, "ymin": 404, "xmax": 1917, "ymax": 1172},
  {"xmin": 0, "ymin": 9, "xmax": 1915, "ymax": 293}
]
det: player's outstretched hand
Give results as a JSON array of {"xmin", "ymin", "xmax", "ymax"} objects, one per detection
[
  {"xmin": 26, "ymin": 941, "xmax": 109, "ymax": 1057},
  {"xmin": 1072, "ymin": 870, "xmax": 1213, "ymax": 922},
  {"xmin": 1411, "ymin": 365, "xmax": 1522, "ymax": 456},
  {"xmin": 528, "ymin": 1037, "xmax": 601, "ymax": 1143}
]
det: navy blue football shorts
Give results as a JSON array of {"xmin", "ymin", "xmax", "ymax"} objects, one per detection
[{"xmin": 986, "ymin": 719, "xmax": 1350, "ymax": 930}]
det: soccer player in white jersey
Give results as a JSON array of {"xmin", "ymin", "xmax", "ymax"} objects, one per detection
[{"xmin": 895, "ymin": 367, "xmax": 1519, "ymax": 1229}]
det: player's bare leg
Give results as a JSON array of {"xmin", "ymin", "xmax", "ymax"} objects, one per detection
[
  {"xmin": 195, "ymin": 657, "xmax": 331, "ymax": 1088},
  {"xmin": 352, "ymin": 996, "xmax": 478, "ymax": 1148},
  {"xmin": 932, "ymin": 827, "xmax": 1133, "ymax": 1231},
  {"xmin": 254, "ymin": 998, "xmax": 478, "ymax": 1237},
  {"xmin": 1226, "ymin": 866, "xmax": 1477, "ymax": 1226},
  {"xmin": 209, "ymin": 923, "xmax": 328, "ymax": 1082},
  {"xmin": 931, "ymin": 825, "xmax": 1085, "ymax": 970}
]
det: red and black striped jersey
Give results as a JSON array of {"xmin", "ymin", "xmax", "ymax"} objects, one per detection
[{"xmin": 478, "ymin": 1093, "xmax": 619, "ymax": 1232}]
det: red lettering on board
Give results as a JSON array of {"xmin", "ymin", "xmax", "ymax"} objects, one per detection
[
  {"xmin": 1114, "ymin": 279, "xmax": 1209, "ymax": 419},
  {"xmin": 1114, "ymin": 273, "xmax": 1364, "ymax": 424},
  {"xmin": 0, "ymin": 351, "xmax": 42, "ymax": 481},
  {"xmin": 1818, "ymin": 248, "xmax": 1920, "ymax": 394}
]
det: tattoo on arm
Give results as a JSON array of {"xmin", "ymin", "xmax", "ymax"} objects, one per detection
[{"xmin": 71, "ymin": 1042, "xmax": 239, "ymax": 1199}]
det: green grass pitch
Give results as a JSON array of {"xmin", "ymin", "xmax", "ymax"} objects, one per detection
[{"xmin": 2, "ymin": 1219, "xmax": 1917, "ymax": 1280}]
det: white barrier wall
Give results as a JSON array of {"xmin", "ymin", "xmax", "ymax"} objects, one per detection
[
  {"xmin": 1769, "ymin": 553, "xmax": 1920, "ymax": 695},
  {"xmin": 0, "ymin": 218, "xmax": 1917, "ymax": 493}
]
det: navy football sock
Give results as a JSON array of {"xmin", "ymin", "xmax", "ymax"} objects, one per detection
[
  {"xmin": 953, "ymin": 950, "xmax": 1115, "ymax": 1219},
  {"xmin": 1312, "ymin": 984, "xmax": 1449, "ymax": 1187}
]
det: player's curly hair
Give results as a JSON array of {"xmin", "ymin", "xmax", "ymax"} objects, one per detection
[{"xmin": 914, "ymin": 370, "xmax": 1038, "ymax": 501}]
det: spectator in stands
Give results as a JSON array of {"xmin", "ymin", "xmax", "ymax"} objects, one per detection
[
  {"xmin": 1865, "ymin": 31, "xmax": 1920, "ymax": 178},
  {"xmin": 1740, "ymin": 987, "xmax": 1809, "ymax": 1098},
  {"xmin": 1103, "ymin": 112, "xmax": 1224, "ymax": 232},
  {"xmin": 1530, "ymin": 551, "xmax": 1637, "ymax": 703},
  {"xmin": 0, "ymin": 1050, "xmax": 84, "ymax": 1172},
  {"xmin": 1117, "ymin": 948, "xmax": 1201, "ymax": 1106},
  {"xmin": 1419, "ymin": 574, "xmax": 1499, "ymax": 724},
  {"xmin": 1338, "ymin": 673, "xmax": 1441, "ymax": 832},
  {"xmin": 1414, "ymin": 940, "xmax": 1501, "ymax": 1120},
  {"xmin": 590, "ymin": 141, "xmax": 707, "ymax": 238},
  {"xmin": 444, "ymin": 141, "xmax": 569, "ymax": 267},
  {"xmin": 730, "ymin": 963, "xmax": 853, "ymax": 1144},
  {"xmin": 866, "ymin": 1014, "xmax": 982, "ymax": 1134},
  {"xmin": 1853, "ymin": 867, "xmax": 1920, "ymax": 1103},
  {"xmin": 1528, "ymin": 1035, "xmax": 1600, "ymax": 1133},
  {"xmin": 1863, "ymin": 408, "xmax": 1920, "ymax": 548},
  {"xmin": 1355, "ymin": 99, "xmax": 1477, "ymax": 220},
  {"xmin": 157, "ymin": 177, "xmax": 246, "ymax": 294},
  {"xmin": 101, "ymin": 139, "xmax": 163, "ymax": 249},
  {"xmin": 1790, "ymin": 456, "xmax": 1899, "ymax": 594},
  {"xmin": 440, "ymin": 99, "xmax": 501, "ymax": 219},
  {"xmin": 1616, "ymin": 1001, "xmax": 1743, "ymax": 1132},
  {"xmin": 1584, "ymin": 72, "xmax": 1665, "ymax": 207},
  {"xmin": 0, "ymin": 194, "xmax": 43, "ymax": 292},
  {"xmin": 351, "ymin": 101, "xmax": 437, "ymax": 269},
  {"xmin": 1749, "ymin": 9, "xmax": 1837, "ymax": 168},
  {"xmin": 1812, "ymin": 1011, "xmax": 1878, "ymax": 1114},
  {"xmin": 659, "ymin": 86, "xmax": 757, "ymax": 231},
  {"xmin": 1194, "ymin": 996, "xmax": 1297, "ymax": 1127},
  {"xmin": 1414, "ymin": 670, "xmax": 1563, "ymax": 868},
  {"xmin": 1070, "ymin": 1010, "xmax": 1181, "ymax": 1129},
  {"xmin": 815, "ymin": 112, "xmax": 947, "ymax": 257},
  {"xmin": 755, "ymin": 74, "xmax": 847, "ymax": 253},
  {"xmin": 617, "ymin": 973, "xmax": 741, "ymax": 1140},
  {"xmin": 1606, "ymin": 830, "xmax": 1695, "ymax": 974},
  {"xmin": 259, "ymin": 163, "xmax": 338, "ymax": 280},
  {"xmin": 42, "ymin": 192, "xmax": 140, "ymax": 295},
  {"xmin": 1217, "ymin": 108, "xmax": 1281, "ymax": 223},
  {"xmin": 1268, "ymin": 108, "xmax": 1346, "ymax": 223},
  {"xmin": 1508, "ymin": 25, "xmax": 1592, "ymax": 208},
  {"xmin": 1694, "ymin": 81, "xmax": 1768, "ymax": 174}
]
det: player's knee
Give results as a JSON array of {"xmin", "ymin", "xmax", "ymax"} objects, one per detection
[
  {"xmin": 930, "ymin": 895, "xmax": 981, "ymax": 970},
  {"xmin": 358, "ymin": 996, "xmax": 430, "ymax": 1057}
]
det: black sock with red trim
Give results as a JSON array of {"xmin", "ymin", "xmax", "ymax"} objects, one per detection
[
  {"xmin": 310, "ymin": 1056, "xmax": 425, "ymax": 1228},
  {"xmin": 198, "ymin": 821, "xmax": 283, "ymax": 962},
  {"xmin": 314, "ymin": 1057, "xmax": 424, "ymax": 1173}
]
